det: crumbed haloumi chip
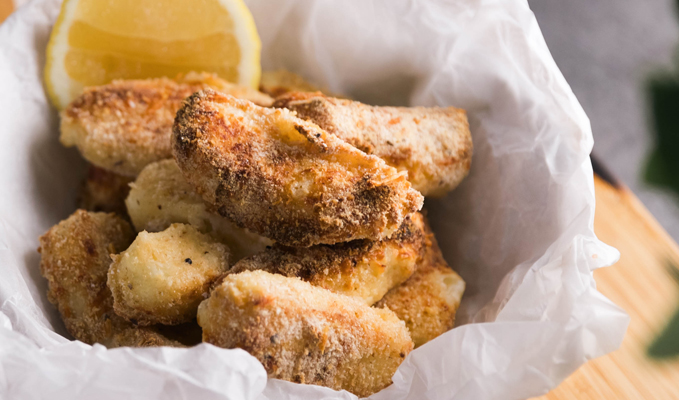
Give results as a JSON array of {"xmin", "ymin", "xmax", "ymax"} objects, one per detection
[
  {"xmin": 274, "ymin": 92, "xmax": 472, "ymax": 197},
  {"xmin": 230, "ymin": 212, "xmax": 426, "ymax": 305},
  {"xmin": 198, "ymin": 270, "xmax": 413, "ymax": 397},
  {"xmin": 38, "ymin": 210, "xmax": 181, "ymax": 347},
  {"xmin": 126, "ymin": 159, "xmax": 271, "ymax": 261},
  {"xmin": 172, "ymin": 90, "xmax": 423, "ymax": 247},
  {"xmin": 77, "ymin": 164, "xmax": 133, "ymax": 216},
  {"xmin": 375, "ymin": 220, "xmax": 465, "ymax": 347},
  {"xmin": 60, "ymin": 73, "xmax": 273, "ymax": 176},
  {"xmin": 108, "ymin": 223, "xmax": 230, "ymax": 326}
]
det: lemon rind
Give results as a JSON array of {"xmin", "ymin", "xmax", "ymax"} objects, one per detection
[
  {"xmin": 217, "ymin": 0, "xmax": 261, "ymax": 89},
  {"xmin": 44, "ymin": 0, "xmax": 81, "ymax": 110}
]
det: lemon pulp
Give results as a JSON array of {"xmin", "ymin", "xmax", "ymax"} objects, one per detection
[{"xmin": 45, "ymin": 0, "xmax": 260, "ymax": 109}]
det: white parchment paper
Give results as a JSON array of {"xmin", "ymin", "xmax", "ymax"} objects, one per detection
[{"xmin": 0, "ymin": 0, "xmax": 630, "ymax": 399}]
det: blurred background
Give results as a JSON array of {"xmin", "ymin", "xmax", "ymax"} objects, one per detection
[
  {"xmin": 530, "ymin": 0, "xmax": 679, "ymax": 387},
  {"xmin": 529, "ymin": 0, "xmax": 679, "ymax": 238}
]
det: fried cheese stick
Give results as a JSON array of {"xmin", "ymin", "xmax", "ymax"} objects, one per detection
[
  {"xmin": 108, "ymin": 223, "xmax": 230, "ymax": 326},
  {"xmin": 60, "ymin": 72, "xmax": 273, "ymax": 177},
  {"xmin": 274, "ymin": 92, "xmax": 473, "ymax": 197},
  {"xmin": 126, "ymin": 159, "xmax": 272, "ymax": 262},
  {"xmin": 198, "ymin": 270, "xmax": 413, "ymax": 397},
  {"xmin": 230, "ymin": 212, "xmax": 426, "ymax": 305},
  {"xmin": 375, "ymin": 219, "xmax": 465, "ymax": 347},
  {"xmin": 77, "ymin": 164, "xmax": 133, "ymax": 216},
  {"xmin": 172, "ymin": 90, "xmax": 423, "ymax": 247},
  {"xmin": 38, "ymin": 210, "xmax": 181, "ymax": 347}
]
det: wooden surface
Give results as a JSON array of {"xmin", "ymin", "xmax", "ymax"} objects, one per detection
[
  {"xmin": 0, "ymin": 0, "xmax": 12, "ymax": 24},
  {"xmin": 1, "ymin": 4, "xmax": 679, "ymax": 399},
  {"xmin": 533, "ymin": 176, "xmax": 679, "ymax": 399}
]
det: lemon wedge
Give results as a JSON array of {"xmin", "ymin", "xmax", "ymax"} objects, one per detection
[{"xmin": 44, "ymin": 0, "xmax": 261, "ymax": 110}]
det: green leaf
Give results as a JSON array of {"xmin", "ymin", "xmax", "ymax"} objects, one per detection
[
  {"xmin": 647, "ymin": 263, "xmax": 679, "ymax": 359},
  {"xmin": 644, "ymin": 78, "xmax": 679, "ymax": 196},
  {"xmin": 648, "ymin": 303, "xmax": 679, "ymax": 359}
]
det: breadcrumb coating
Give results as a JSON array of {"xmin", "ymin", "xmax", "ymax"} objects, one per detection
[
  {"xmin": 126, "ymin": 159, "xmax": 271, "ymax": 262},
  {"xmin": 38, "ymin": 210, "xmax": 181, "ymax": 347},
  {"xmin": 77, "ymin": 164, "xmax": 133, "ymax": 216},
  {"xmin": 107, "ymin": 327, "xmax": 184, "ymax": 348},
  {"xmin": 375, "ymin": 219, "xmax": 465, "ymax": 347},
  {"xmin": 172, "ymin": 90, "xmax": 423, "ymax": 247},
  {"xmin": 274, "ymin": 92, "xmax": 472, "ymax": 197},
  {"xmin": 198, "ymin": 270, "xmax": 413, "ymax": 397},
  {"xmin": 60, "ymin": 72, "xmax": 273, "ymax": 177},
  {"xmin": 108, "ymin": 223, "xmax": 230, "ymax": 326},
  {"xmin": 230, "ymin": 212, "xmax": 426, "ymax": 305}
]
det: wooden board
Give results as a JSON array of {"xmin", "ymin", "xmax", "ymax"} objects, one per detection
[
  {"xmin": 533, "ymin": 176, "xmax": 679, "ymax": 399},
  {"xmin": 0, "ymin": 0, "xmax": 12, "ymax": 24},
  {"xmin": 1, "ymin": 5, "xmax": 679, "ymax": 398}
]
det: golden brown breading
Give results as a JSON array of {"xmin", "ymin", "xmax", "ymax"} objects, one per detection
[
  {"xmin": 172, "ymin": 90, "xmax": 423, "ymax": 247},
  {"xmin": 259, "ymin": 70, "xmax": 324, "ymax": 98},
  {"xmin": 108, "ymin": 223, "xmax": 230, "ymax": 326},
  {"xmin": 77, "ymin": 164, "xmax": 133, "ymax": 216},
  {"xmin": 180, "ymin": 72, "xmax": 273, "ymax": 107},
  {"xmin": 107, "ymin": 327, "xmax": 184, "ymax": 348},
  {"xmin": 60, "ymin": 72, "xmax": 273, "ymax": 177},
  {"xmin": 38, "ymin": 210, "xmax": 182, "ymax": 348},
  {"xmin": 274, "ymin": 92, "xmax": 473, "ymax": 197},
  {"xmin": 375, "ymin": 221, "xmax": 465, "ymax": 347},
  {"xmin": 126, "ymin": 159, "xmax": 272, "ymax": 262},
  {"xmin": 230, "ymin": 212, "xmax": 426, "ymax": 305},
  {"xmin": 198, "ymin": 270, "xmax": 413, "ymax": 397}
]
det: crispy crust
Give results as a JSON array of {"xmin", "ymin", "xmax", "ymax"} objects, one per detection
[
  {"xmin": 38, "ymin": 210, "xmax": 182, "ymax": 347},
  {"xmin": 178, "ymin": 72, "xmax": 273, "ymax": 107},
  {"xmin": 274, "ymin": 92, "xmax": 473, "ymax": 197},
  {"xmin": 107, "ymin": 327, "xmax": 184, "ymax": 348},
  {"xmin": 375, "ymin": 218, "xmax": 465, "ymax": 347},
  {"xmin": 230, "ymin": 212, "xmax": 426, "ymax": 305},
  {"xmin": 172, "ymin": 90, "xmax": 423, "ymax": 247},
  {"xmin": 198, "ymin": 270, "xmax": 413, "ymax": 397},
  {"xmin": 125, "ymin": 159, "xmax": 272, "ymax": 262},
  {"xmin": 77, "ymin": 164, "xmax": 133, "ymax": 216},
  {"xmin": 60, "ymin": 73, "xmax": 273, "ymax": 177}
]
